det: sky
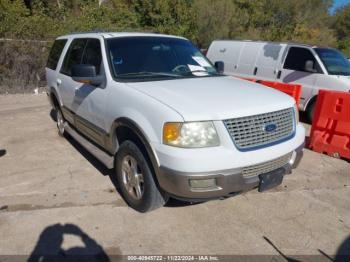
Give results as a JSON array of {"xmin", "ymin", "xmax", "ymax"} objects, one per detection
[{"xmin": 330, "ymin": 0, "xmax": 350, "ymax": 14}]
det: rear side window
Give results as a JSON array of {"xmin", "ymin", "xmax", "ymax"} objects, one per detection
[
  {"xmin": 283, "ymin": 47, "xmax": 321, "ymax": 73},
  {"xmin": 46, "ymin": 39, "xmax": 67, "ymax": 70},
  {"xmin": 60, "ymin": 39, "xmax": 87, "ymax": 76}
]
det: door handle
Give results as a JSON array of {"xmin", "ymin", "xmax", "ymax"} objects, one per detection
[
  {"xmin": 56, "ymin": 79, "xmax": 62, "ymax": 85},
  {"xmin": 253, "ymin": 67, "xmax": 258, "ymax": 75},
  {"xmin": 276, "ymin": 70, "xmax": 281, "ymax": 79}
]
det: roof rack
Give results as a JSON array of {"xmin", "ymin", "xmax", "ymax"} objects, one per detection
[{"xmin": 67, "ymin": 29, "xmax": 106, "ymax": 35}]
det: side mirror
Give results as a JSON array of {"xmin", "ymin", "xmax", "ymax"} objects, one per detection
[
  {"xmin": 71, "ymin": 64, "xmax": 103, "ymax": 86},
  {"xmin": 304, "ymin": 60, "xmax": 316, "ymax": 73},
  {"xmin": 214, "ymin": 61, "xmax": 224, "ymax": 74}
]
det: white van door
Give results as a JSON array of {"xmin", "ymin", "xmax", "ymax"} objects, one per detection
[
  {"xmin": 236, "ymin": 42, "xmax": 263, "ymax": 77},
  {"xmin": 207, "ymin": 41, "xmax": 243, "ymax": 75},
  {"xmin": 277, "ymin": 46, "xmax": 323, "ymax": 108},
  {"xmin": 255, "ymin": 43, "xmax": 285, "ymax": 80}
]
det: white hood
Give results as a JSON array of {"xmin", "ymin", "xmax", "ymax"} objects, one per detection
[{"xmin": 127, "ymin": 76, "xmax": 295, "ymax": 121}]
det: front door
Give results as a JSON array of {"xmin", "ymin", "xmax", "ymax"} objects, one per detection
[
  {"xmin": 58, "ymin": 37, "xmax": 107, "ymax": 145},
  {"xmin": 277, "ymin": 46, "xmax": 322, "ymax": 108}
]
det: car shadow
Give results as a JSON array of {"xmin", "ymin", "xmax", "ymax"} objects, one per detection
[
  {"xmin": 27, "ymin": 223, "xmax": 110, "ymax": 262},
  {"xmin": 0, "ymin": 149, "xmax": 6, "ymax": 158},
  {"xmin": 64, "ymin": 133, "xmax": 207, "ymax": 209},
  {"xmin": 63, "ymin": 133, "xmax": 126, "ymax": 201},
  {"xmin": 65, "ymin": 134, "xmax": 113, "ymax": 177},
  {"xmin": 165, "ymin": 198, "xmax": 204, "ymax": 208},
  {"xmin": 334, "ymin": 236, "xmax": 350, "ymax": 261}
]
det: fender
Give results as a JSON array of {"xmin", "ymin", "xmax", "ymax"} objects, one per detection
[
  {"xmin": 304, "ymin": 94, "xmax": 318, "ymax": 112},
  {"xmin": 108, "ymin": 117, "xmax": 161, "ymax": 174}
]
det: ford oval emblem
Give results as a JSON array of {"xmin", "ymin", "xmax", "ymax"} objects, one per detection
[{"xmin": 264, "ymin": 123, "xmax": 277, "ymax": 132}]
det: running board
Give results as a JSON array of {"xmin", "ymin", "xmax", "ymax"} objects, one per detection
[{"xmin": 64, "ymin": 123, "xmax": 114, "ymax": 169}]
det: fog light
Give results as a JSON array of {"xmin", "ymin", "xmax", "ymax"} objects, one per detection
[
  {"xmin": 189, "ymin": 178, "xmax": 216, "ymax": 189},
  {"xmin": 289, "ymin": 151, "xmax": 297, "ymax": 166}
]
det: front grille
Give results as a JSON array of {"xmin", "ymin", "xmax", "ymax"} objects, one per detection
[
  {"xmin": 242, "ymin": 153, "xmax": 292, "ymax": 178},
  {"xmin": 224, "ymin": 108, "xmax": 294, "ymax": 150}
]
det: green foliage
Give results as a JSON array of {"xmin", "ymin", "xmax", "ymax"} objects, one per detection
[
  {"xmin": 132, "ymin": 0, "xmax": 197, "ymax": 38},
  {"xmin": 193, "ymin": 0, "xmax": 336, "ymax": 47},
  {"xmin": 332, "ymin": 4, "xmax": 350, "ymax": 56},
  {"xmin": 1, "ymin": 0, "xmax": 350, "ymax": 91},
  {"xmin": 0, "ymin": 0, "xmax": 341, "ymax": 45}
]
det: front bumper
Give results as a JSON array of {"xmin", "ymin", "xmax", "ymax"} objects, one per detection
[{"xmin": 157, "ymin": 142, "xmax": 304, "ymax": 201}]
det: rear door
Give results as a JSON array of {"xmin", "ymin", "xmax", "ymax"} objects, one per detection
[
  {"xmin": 235, "ymin": 42, "xmax": 263, "ymax": 77},
  {"xmin": 278, "ymin": 46, "xmax": 322, "ymax": 108},
  {"xmin": 207, "ymin": 41, "xmax": 243, "ymax": 75},
  {"xmin": 255, "ymin": 43, "xmax": 285, "ymax": 80},
  {"xmin": 45, "ymin": 39, "xmax": 68, "ymax": 100}
]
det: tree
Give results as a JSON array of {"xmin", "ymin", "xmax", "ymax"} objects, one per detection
[
  {"xmin": 333, "ymin": 4, "xmax": 350, "ymax": 56},
  {"xmin": 132, "ymin": 0, "xmax": 197, "ymax": 40}
]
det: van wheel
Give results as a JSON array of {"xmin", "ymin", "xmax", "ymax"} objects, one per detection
[
  {"xmin": 306, "ymin": 100, "xmax": 316, "ymax": 123},
  {"xmin": 56, "ymin": 109, "xmax": 66, "ymax": 137},
  {"xmin": 115, "ymin": 141, "xmax": 167, "ymax": 212}
]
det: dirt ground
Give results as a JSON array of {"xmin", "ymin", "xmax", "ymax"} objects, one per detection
[{"xmin": 0, "ymin": 93, "xmax": 349, "ymax": 260}]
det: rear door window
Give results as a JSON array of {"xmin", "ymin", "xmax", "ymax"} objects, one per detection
[
  {"xmin": 283, "ymin": 47, "xmax": 321, "ymax": 73},
  {"xmin": 47, "ymin": 39, "xmax": 67, "ymax": 70},
  {"xmin": 60, "ymin": 39, "xmax": 87, "ymax": 76}
]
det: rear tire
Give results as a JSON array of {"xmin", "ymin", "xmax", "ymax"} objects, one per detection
[
  {"xmin": 56, "ymin": 109, "xmax": 66, "ymax": 137},
  {"xmin": 306, "ymin": 100, "xmax": 316, "ymax": 124},
  {"xmin": 115, "ymin": 141, "xmax": 167, "ymax": 212}
]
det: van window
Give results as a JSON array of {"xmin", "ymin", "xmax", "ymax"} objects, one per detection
[
  {"xmin": 283, "ymin": 47, "xmax": 322, "ymax": 73},
  {"xmin": 82, "ymin": 39, "xmax": 102, "ymax": 74},
  {"xmin": 60, "ymin": 39, "xmax": 87, "ymax": 76},
  {"xmin": 315, "ymin": 48, "xmax": 350, "ymax": 76},
  {"xmin": 47, "ymin": 39, "xmax": 67, "ymax": 70}
]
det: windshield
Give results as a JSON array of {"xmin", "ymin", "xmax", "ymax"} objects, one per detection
[
  {"xmin": 106, "ymin": 36, "xmax": 219, "ymax": 81},
  {"xmin": 315, "ymin": 48, "xmax": 350, "ymax": 76}
]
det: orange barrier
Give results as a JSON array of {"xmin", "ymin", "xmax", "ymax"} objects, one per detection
[
  {"xmin": 256, "ymin": 80, "xmax": 302, "ymax": 104},
  {"xmin": 240, "ymin": 77, "xmax": 258, "ymax": 83},
  {"xmin": 309, "ymin": 90, "xmax": 350, "ymax": 160},
  {"xmin": 239, "ymin": 77, "xmax": 302, "ymax": 104}
]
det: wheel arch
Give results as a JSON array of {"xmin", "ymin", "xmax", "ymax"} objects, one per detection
[
  {"xmin": 305, "ymin": 94, "xmax": 318, "ymax": 112},
  {"xmin": 109, "ymin": 117, "xmax": 161, "ymax": 177},
  {"xmin": 48, "ymin": 87, "xmax": 62, "ymax": 110}
]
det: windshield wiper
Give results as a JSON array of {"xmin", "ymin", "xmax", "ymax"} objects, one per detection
[{"xmin": 117, "ymin": 71, "xmax": 182, "ymax": 78}]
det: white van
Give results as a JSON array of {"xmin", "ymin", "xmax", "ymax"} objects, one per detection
[{"xmin": 207, "ymin": 40, "xmax": 350, "ymax": 121}]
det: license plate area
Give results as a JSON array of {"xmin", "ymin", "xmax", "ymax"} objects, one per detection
[{"xmin": 258, "ymin": 168, "xmax": 285, "ymax": 192}]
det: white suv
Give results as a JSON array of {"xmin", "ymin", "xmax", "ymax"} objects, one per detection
[{"xmin": 45, "ymin": 32, "xmax": 305, "ymax": 212}]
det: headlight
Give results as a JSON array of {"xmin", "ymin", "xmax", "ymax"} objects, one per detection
[
  {"xmin": 294, "ymin": 104, "xmax": 299, "ymax": 123},
  {"xmin": 163, "ymin": 121, "xmax": 220, "ymax": 148}
]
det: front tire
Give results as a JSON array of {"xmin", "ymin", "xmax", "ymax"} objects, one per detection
[{"xmin": 115, "ymin": 141, "xmax": 167, "ymax": 212}]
